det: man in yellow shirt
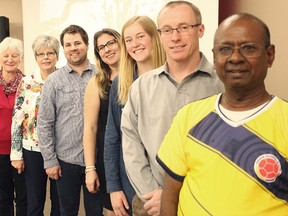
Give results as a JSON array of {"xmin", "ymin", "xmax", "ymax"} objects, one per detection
[{"xmin": 157, "ymin": 13, "xmax": 288, "ymax": 216}]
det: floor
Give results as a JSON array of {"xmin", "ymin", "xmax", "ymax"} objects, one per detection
[
  {"xmin": 44, "ymin": 185, "xmax": 85, "ymax": 215},
  {"xmin": 15, "ymin": 185, "xmax": 106, "ymax": 215}
]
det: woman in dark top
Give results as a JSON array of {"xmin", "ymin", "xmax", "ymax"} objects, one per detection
[{"xmin": 83, "ymin": 28, "xmax": 120, "ymax": 216}]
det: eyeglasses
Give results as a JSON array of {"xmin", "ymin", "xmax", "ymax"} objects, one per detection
[
  {"xmin": 157, "ymin": 24, "xmax": 201, "ymax": 36},
  {"xmin": 36, "ymin": 52, "xmax": 56, "ymax": 58},
  {"xmin": 212, "ymin": 43, "xmax": 265, "ymax": 59},
  {"xmin": 97, "ymin": 39, "xmax": 118, "ymax": 53}
]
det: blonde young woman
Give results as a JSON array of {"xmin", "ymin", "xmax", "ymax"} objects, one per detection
[
  {"xmin": 104, "ymin": 16, "xmax": 166, "ymax": 216},
  {"xmin": 83, "ymin": 28, "xmax": 121, "ymax": 216},
  {"xmin": 11, "ymin": 35, "xmax": 60, "ymax": 216}
]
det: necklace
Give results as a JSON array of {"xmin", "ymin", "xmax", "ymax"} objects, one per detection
[{"xmin": 218, "ymin": 95, "xmax": 274, "ymax": 122}]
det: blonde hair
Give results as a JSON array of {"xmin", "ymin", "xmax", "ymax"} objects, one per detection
[
  {"xmin": 93, "ymin": 28, "xmax": 121, "ymax": 99},
  {"xmin": 118, "ymin": 16, "xmax": 166, "ymax": 104}
]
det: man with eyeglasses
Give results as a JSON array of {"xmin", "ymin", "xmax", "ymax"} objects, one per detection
[
  {"xmin": 37, "ymin": 25, "xmax": 103, "ymax": 215},
  {"xmin": 121, "ymin": 1, "xmax": 223, "ymax": 215},
  {"xmin": 157, "ymin": 13, "xmax": 288, "ymax": 215}
]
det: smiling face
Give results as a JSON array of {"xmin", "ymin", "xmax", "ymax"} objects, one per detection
[
  {"xmin": 63, "ymin": 33, "xmax": 88, "ymax": 67},
  {"xmin": 157, "ymin": 4, "xmax": 204, "ymax": 64},
  {"xmin": 35, "ymin": 47, "xmax": 58, "ymax": 74},
  {"xmin": 124, "ymin": 22, "xmax": 153, "ymax": 64},
  {"xmin": 213, "ymin": 16, "xmax": 275, "ymax": 92},
  {"xmin": 0, "ymin": 48, "xmax": 21, "ymax": 73},
  {"xmin": 97, "ymin": 33, "xmax": 120, "ymax": 68}
]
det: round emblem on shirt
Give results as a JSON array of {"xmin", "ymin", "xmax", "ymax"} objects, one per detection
[{"xmin": 254, "ymin": 154, "xmax": 282, "ymax": 183}]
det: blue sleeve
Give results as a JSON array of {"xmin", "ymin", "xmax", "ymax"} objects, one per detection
[{"xmin": 104, "ymin": 77, "xmax": 122, "ymax": 192}]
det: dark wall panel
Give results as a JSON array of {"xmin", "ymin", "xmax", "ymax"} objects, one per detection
[
  {"xmin": 219, "ymin": 0, "xmax": 238, "ymax": 24},
  {"xmin": 0, "ymin": 16, "xmax": 10, "ymax": 42}
]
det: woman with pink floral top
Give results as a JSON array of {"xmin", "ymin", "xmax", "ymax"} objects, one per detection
[{"xmin": 11, "ymin": 35, "xmax": 60, "ymax": 216}]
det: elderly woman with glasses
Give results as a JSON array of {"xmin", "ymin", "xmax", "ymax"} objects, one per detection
[{"xmin": 10, "ymin": 35, "xmax": 60, "ymax": 216}]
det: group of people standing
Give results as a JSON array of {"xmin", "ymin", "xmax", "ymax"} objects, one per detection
[
  {"xmin": 0, "ymin": 6, "xmax": 167, "ymax": 216},
  {"xmin": 1, "ymin": 1, "xmax": 288, "ymax": 216},
  {"xmin": 0, "ymin": 33, "xmax": 62, "ymax": 215}
]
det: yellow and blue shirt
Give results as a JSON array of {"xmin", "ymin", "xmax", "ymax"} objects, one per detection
[{"xmin": 157, "ymin": 94, "xmax": 288, "ymax": 216}]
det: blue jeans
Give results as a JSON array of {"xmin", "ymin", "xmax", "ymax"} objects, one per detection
[
  {"xmin": 23, "ymin": 149, "xmax": 60, "ymax": 216},
  {"xmin": 57, "ymin": 160, "xmax": 103, "ymax": 216},
  {"xmin": 0, "ymin": 154, "xmax": 27, "ymax": 216}
]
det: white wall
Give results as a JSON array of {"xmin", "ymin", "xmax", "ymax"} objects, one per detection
[
  {"xmin": 1, "ymin": 0, "xmax": 24, "ymax": 71},
  {"xmin": 1, "ymin": 0, "xmax": 23, "ymax": 40},
  {"xmin": 22, "ymin": 0, "xmax": 218, "ymax": 74}
]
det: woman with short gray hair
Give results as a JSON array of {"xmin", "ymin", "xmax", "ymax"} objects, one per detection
[{"xmin": 11, "ymin": 34, "xmax": 60, "ymax": 216}]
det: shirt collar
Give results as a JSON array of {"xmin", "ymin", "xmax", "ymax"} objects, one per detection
[
  {"xmin": 32, "ymin": 70, "xmax": 45, "ymax": 84},
  {"xmin": 65, "ymin": 60, "xmax": 95, "ymax": 75},
  {"xmin": 159, "ymin": 52, "xmax": 214, "ymax": 77}
]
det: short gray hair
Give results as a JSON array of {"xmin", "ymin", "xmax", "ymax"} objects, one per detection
[
  {"xmin": 158, "ymin": 0, "xmax": 202, "ymax": 24},
  {"xmin": 32, "ymin": 35, "xmax": 60, "ymax": 59}
]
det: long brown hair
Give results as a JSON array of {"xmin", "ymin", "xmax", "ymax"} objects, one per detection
[{"xmin": 93, "ymin": 28, "xmax": 121, "ymax": 99}]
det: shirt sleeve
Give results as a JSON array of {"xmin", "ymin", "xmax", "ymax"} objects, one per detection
[
  {"xmin": 104, "ymin": 78, "xmax": 122, "ymax": 193},
  {"xmin": 121, "ymin": 84, "xmax": 160, "ymax": 198},
  {"xmin": 156, "ymin": 110, "xmax": 188, "ymax": 182},
  {"xmin": 10, "ymin": 80, "xmax": 25, "ymax": 160},
  {"xmin": 37, "ymin": 78, "xmax": 59, "ymax": 168}
]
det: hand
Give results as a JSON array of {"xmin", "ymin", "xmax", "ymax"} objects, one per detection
[
  {"xmin": 11, "ymin": 160, "xmax": 25, "ymax": 174},
  {"xmin": 85, "ymin": 170, "xmax": 100, "ymax": 193},
  {"xmin": 45, "ymin": 166, "xmax": 62, "ymax": 180},
  {"xmin": 143, "ymin": 188, "xmax": 162, "ymax": 216},
  {"xmin": 110, "ymin": 191, "xmax": 130, "ymax": 216}
]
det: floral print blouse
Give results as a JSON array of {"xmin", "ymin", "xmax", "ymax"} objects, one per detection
[{"xmin": 10, "ymin": 71, "xmax": 45, "ymax": 160}]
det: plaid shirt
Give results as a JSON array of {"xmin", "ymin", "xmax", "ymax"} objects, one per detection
[{"xmin": 37, "ymin": 62, "xmax": 96, "ymax": 168}]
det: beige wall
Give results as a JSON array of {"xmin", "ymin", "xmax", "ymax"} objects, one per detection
[
  {"xmin": 21, "ymin": 0, "xmax": 218, "ymax": 74},
  {"xmin": 1, "ymin": 0, "xmax": 23, "ymax": 70},
  {"xmin": 236, "ymin": 0, "xmax": 288, "ymax": 100},
  {"xmin": 1, "ymin": 0, "xmax": 23, "ymax": 39}
]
